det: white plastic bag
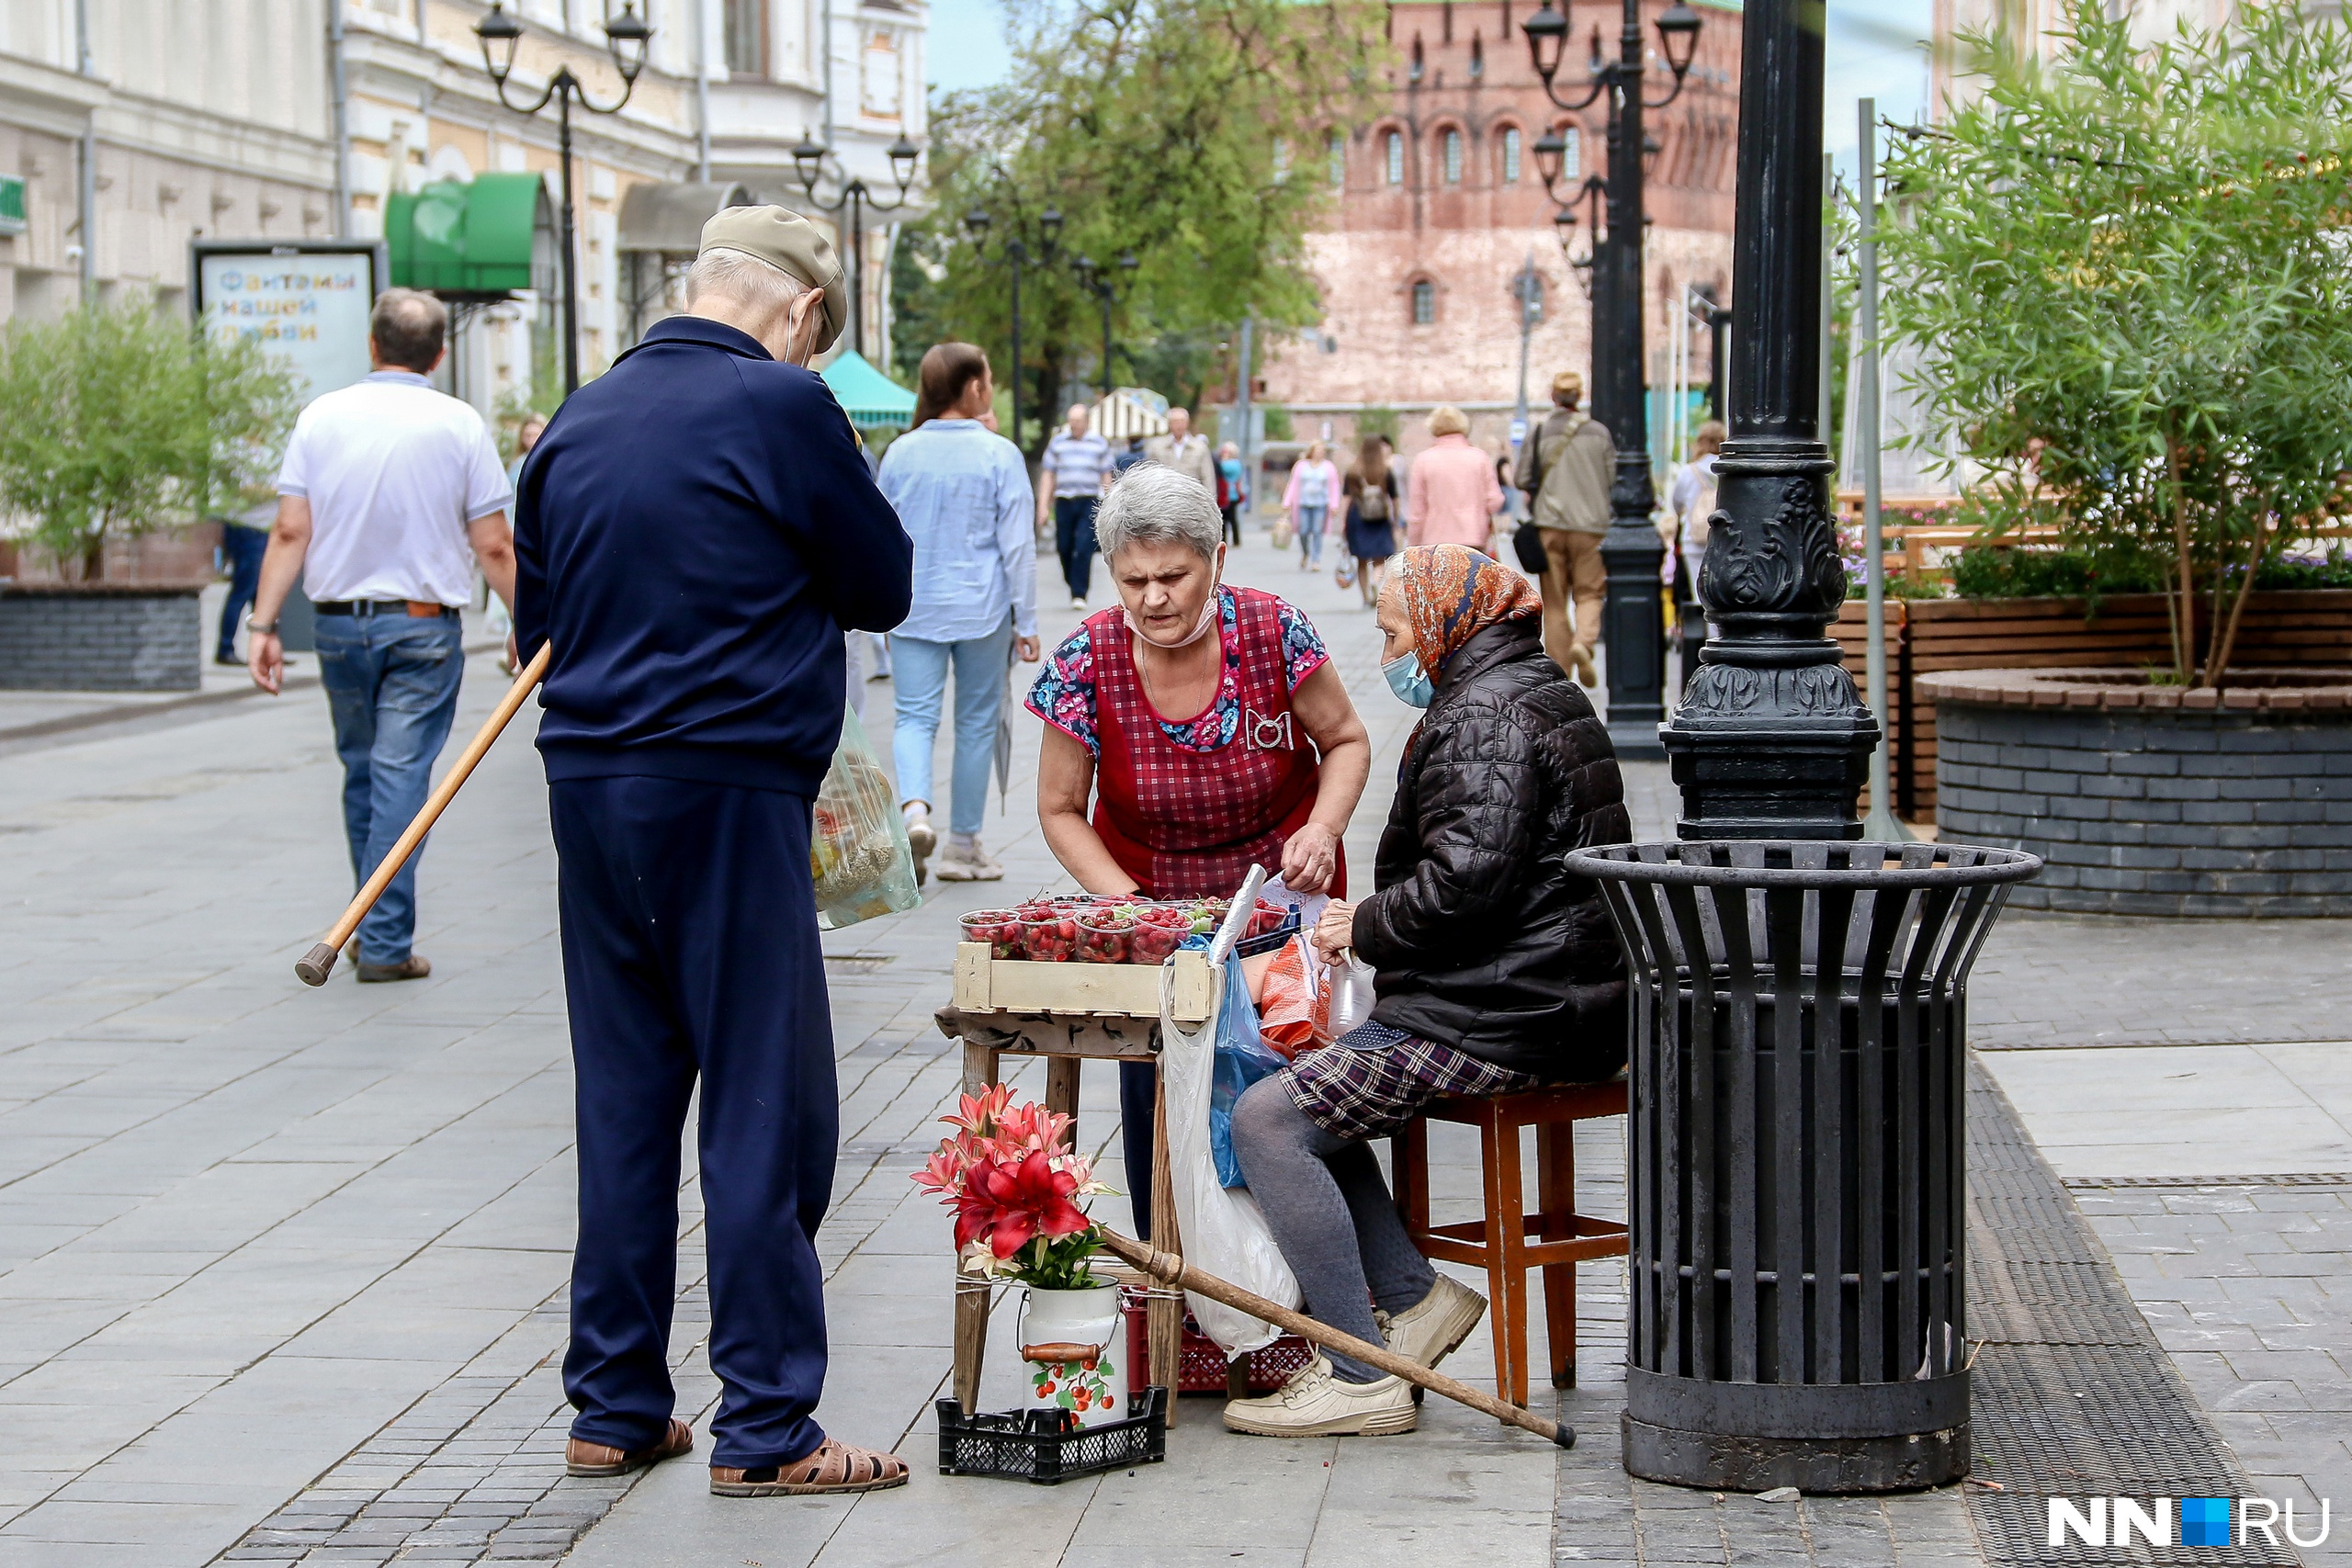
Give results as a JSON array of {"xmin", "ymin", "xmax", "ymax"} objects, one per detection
[
  {"xmin": 1158, "ymin": 954, "xmax": 1304, "ymax": 1356},
  {"xmin": 810, "ymin": 701, "xmax": 920, "ymax": 931}
]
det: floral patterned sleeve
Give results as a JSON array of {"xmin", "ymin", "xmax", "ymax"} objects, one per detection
[
  {"xmin": 1025, "ymin": 625, "xmax": 1100, "ymax": 756},
  {"xmin": 1275, "ymin": 601, "xmax": 1330, "ymax": 691}
]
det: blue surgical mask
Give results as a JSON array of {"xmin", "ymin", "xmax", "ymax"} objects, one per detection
[{"xmin": 1383, "ymin": 651, "xmax": 1435, "ymax": 708}]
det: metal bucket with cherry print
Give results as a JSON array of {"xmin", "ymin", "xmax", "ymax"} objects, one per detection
[{"xmin": 1019, "ymin": 1282, "xmax": 1127, "ymax": 1429}]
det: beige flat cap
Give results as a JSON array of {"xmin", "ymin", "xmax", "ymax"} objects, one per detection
[
  {"xmin": 698, "ymin": 205, "xmax": 849, "ymax": 354},
  {"xmin": 1552, "ymin": 369, "xmax": 1585, "ymax": 400}
]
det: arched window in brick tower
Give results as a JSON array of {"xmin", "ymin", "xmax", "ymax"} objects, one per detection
[
  {"xmin": 1410, "ymin": 278, "xmax": 1437, "ymax": 325},
  {"xmin": 1442, "ymin": 128, "xmax": 1464, "ymax": 185},
  {"xmin": 1385, "ymin": 130, "xmax": 1405, "ymax": 185},
  {"xmin": 1501, "ymin": 125, "xmax": 1523, "ymax": 183},
  {"xmin": 1329, "ymin": 130, "xmax": 1346, "ymax": 187}
]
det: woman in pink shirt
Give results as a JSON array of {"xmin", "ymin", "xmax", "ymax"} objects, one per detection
[{"xmin": 1406, "ymin": 405, "xmax": 1505, "ymax": 553}]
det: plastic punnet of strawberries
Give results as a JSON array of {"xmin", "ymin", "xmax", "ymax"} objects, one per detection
[
  {"xmin": 959, "ymin": 909, "xmax": 1023, "ymax": 959},
  {"xmin": 1020, "ymin": 904, "xmax": 1081, "ymax": 962},
  {"xmin": 1076, "ymin": 906, "xmax": 1136, "ymax": 964},
  {"xmin": 1128, "ymin": 906, "xmax": 1190, "ymax": 964}
]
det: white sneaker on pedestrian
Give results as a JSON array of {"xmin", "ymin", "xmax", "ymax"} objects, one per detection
[
  {"xmin": 932, "ymin": 836, "xmax": 1004, "ymax": 882},
  {"xmin": 903, "ymin": 805, "xmax": 936, "ymax": 886},
  {"xmin": 1374, "ymin": 1273, "xmax": 1487, "ymax": 1372},
  {"xmin": 1070, "ymin": 594, "xmax": 1087, "ymax": 610},
  {"xmin": 1222, "ymin": 1356, "xmax": 1417, "ymax": 1438}
]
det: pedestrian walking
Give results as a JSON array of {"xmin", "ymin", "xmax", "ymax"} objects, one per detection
[
  {"xmin": 1216, "ymin": 440, "xmax": 1249, "ymax": 546},
  {"xmin": 1511, "ymin": 370, "xmax": 1614, "ymax": 686},
  {"xmin": 1668, "ymin": 419, "xmax": 1724, "ymax": 595},
  {"xmin": 243, "ymin": 288, "xmax": 516, "ymax": 983},
  {"xmin": 1404, "ymin": 405, "xmax": 1505, "ymax": 554},
  {"xmin": 879, "ymin": 343, "xmax": 1042, "ymax": 886},
  {"xmin": 211, "ymin": 495, "xmax": 274, "ymax": 666},
  {"xmin": 511, "ymin": 208, "xmax": 916, "ymax": 1497},
  {"xmin": 1342, "ymin": 435, "xmax": 1399, "ymax": 609},
  {"xmin": 1038, "ymin": 402, "xmax": 1113, "ymax": 608},
  {"xmin": 1114, "ymin": 434, "xmax": 1149, "ymax": 477},
  {"xmin": 1283, "ymin": 441, "xmax": 1341, "ymax": 570},
  {"xmin": 1144, "ymin": 407, "xmax": 1218, "ymax": 494}
]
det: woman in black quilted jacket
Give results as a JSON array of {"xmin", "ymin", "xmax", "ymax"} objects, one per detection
[{"xmin": 1224, "ymin": 542, "xmax": 1630, "ymax": 1441}]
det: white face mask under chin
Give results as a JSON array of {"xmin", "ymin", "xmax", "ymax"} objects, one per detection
[{"xmin": 1124, "ymin": 577, "xmax": 1221, "ymax": 649}]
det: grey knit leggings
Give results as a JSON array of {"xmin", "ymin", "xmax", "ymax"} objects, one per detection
[{"xmin": 1228, "ymin": 1076, "xmax": 1438, "ymax": 1383}]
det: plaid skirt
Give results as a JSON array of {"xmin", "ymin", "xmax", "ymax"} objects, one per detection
[{"xmin": 1277, "ymin": 1021, "xmax": 1538, "ymax": 1142}]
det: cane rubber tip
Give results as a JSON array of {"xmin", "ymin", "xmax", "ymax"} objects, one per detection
[
  {"xmin": 1552, "ymin": 1424, "xmax": 1577, "ymax": 1450},
  {"xmin": 295, "ymin": 942, "xmax": 339, "ymax": 987}
]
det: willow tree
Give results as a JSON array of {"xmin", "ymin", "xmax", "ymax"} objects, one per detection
[
  {"xmin": 896, "ymin": 0, "xmax": 1389, "ymax": 450},
  {"xmin": 1881, "ymin": 2, "xmax": 2352, "ymax": 685}
]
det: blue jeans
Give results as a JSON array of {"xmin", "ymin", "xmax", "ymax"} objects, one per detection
[
  {"xmin": 1297, "ymin": 503, "xmax": 1329, "ymax": 565},
  {"xmin": 216, "ymin": 525, "xmax": 269, "ymax": 659},
  {"xmin": 891, "ymin": 617, "xmax": 1012, "ymax": 837},
  {"xmin": 314, "ymin": 613, "xmax": 466, "ymax": 964},
  {"xmin": 1055, "ymin": 496, "xmax": 1099, "ymax": 601}
]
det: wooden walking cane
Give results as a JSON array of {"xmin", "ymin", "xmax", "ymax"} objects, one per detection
[
  {"xmin": 1097, "ymin": 1229, "xmax": 1575, "ymax": 1449},
  {"xmin": 293, "ymin": 643, "xmax": 552, "ymax": 987}
]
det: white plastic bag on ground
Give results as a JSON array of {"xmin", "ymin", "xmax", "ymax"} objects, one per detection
[{"xmin": 1158, "ymin": 954, "xmax": 1304, "ymax": 1355}]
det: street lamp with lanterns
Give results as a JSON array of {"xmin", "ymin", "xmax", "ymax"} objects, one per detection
[
  {"xmin": 1069, "ymin": 249, "xmax": 1139, "ymax": 400},
  {"xmin": 472, "ymin": 0, "xmax": 651, "ymax": 396},
  {"xmin": 787, "ymin": 131, "xmax": 922, "ymax": 358},
  {"xmin": 962, "ymin": 203, "xmax": 1062, "ymax": 449},
  {"xmin": 1523, "ymin": 0, "xmax": 1704, "ymax": 758}
]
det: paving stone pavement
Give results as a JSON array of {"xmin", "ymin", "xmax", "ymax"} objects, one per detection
[{"xmin": 3, "ymin": 536, "xmax": 2341, "ymax": 1567}]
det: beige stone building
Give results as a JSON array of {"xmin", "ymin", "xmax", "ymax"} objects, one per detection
[
  {"xmin": 0, "ymin": 0, "xmax": 930, "ymax": 416},
  {"xmin": 1250, "ymin": 0, "xmax": 1739, "ymax": 468}
]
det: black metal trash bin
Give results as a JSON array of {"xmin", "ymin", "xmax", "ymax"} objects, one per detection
[{"xmin": 1566, "ymin": 840, "xmax": 2041, "ymax": 1494}]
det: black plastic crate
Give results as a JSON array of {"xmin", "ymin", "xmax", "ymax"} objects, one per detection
[{"xmin": 936, "ymin": 1386, "xmax": 1169, "ymax": 1484}]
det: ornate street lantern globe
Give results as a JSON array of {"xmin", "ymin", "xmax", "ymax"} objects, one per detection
[
  {"xmin": 791, "ymin": 133, "xmax": 830, "ymax": 196},
  {"xmin": 887, "ymin": 135, "xmax": 922, "ymax": 193},
  {"xmin": 1643, "ymin": 132, "xmax": 1663, "ymax": 175},
  {"xmin": 1073, "ymin": 254, "xmax": 1098, "ymax": 287},
  {"xmin": 1521, "ymin": 0, "xmax": 1570, "ymax": 84},
  {"xmin": 1117, "ymin": 250, "xmax": 1138, "ymax": 274},
  {"xmin": 603, "ymin": 0, "xmax": 651, "ymax": 84},
  {"xmin": 474, "ymin": 1, "xmax": 524, "ymax": 85},
  {"xmin": 1532, "ymin": 127, "xmax": 1568, "ymax": 190},
  {"xmin": 1554, "ymin": 206, "xmax": 1578, "ymax": 250},
  {"xmin": 1039, "ymin": 208, "xmax": 1065, "ymax": 250},
  {"xmin": 1655, "ymin": 1, "xmax": 1702, "ymax": 78},
  {"xmin": 963, "ymin": 207, "xmax": 992, "ymax": 241}
]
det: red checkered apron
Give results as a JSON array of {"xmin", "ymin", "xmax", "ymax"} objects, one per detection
[{"xmin": 1090, "ymin": 587, "xmax": 1342, "ymax": 901}]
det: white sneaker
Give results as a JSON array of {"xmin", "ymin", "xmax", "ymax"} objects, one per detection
[
  {"xmin": 1374, "ymin": 1274, "xmax": 1487, "ymax": 1372},
  {"xmin": 1220, "ymin": 1355, "xmax": 1417, "ymax": 1438},
  {"xmin": 1070, "ymin": 594, "xmax": 1087, "ymax": 610},
  {"xmin": 932, "ymin": 837, "xmax": 1004, "ymax": 882},
  {"xmin": 903, "ymin": 807, "xmax": 936, "ymax": 886}
]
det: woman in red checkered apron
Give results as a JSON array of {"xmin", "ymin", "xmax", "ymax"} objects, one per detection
[{"xmin": 1028, "ymin": 466, "xmax": 1373, "ymax": 1237}]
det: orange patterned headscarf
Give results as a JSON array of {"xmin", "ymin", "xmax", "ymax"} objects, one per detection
[{"xmin": 1387, "ymin": 544, "xmax": 1543, "ymax": 682}]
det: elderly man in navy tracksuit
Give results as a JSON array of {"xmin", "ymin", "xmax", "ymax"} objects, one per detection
[{"xmin": 513, "ymin": 209, "xmax": 913, "ymax": 1498}]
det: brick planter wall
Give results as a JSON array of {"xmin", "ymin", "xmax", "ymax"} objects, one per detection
[
  {"xmin": 0, "ymin": 584, "xmax": 204, "ymax": 693},
  {"xmin": 1924, "ymin": 669, "xmax": 2352, "ymax": 917}
]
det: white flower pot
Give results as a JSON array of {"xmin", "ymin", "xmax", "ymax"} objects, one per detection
[{"xmin": 1019, "ymin": 1282, "xmax": 1127, "ymax": 1428}]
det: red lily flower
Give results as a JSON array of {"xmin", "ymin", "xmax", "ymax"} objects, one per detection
[{"xmin": 953, "ymin": 1149, "xmax": 1092, "ymax": 1259}]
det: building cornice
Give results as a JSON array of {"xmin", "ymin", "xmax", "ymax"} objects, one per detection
[{"xmin": 0, "ymin": 49, "xmax": 109, "ymax": 139}]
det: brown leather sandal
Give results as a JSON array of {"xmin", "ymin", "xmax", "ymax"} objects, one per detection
[
  {"xmin": 709, "ymin": 1438, "xmax": 910, "ymax": 1497},
  {"xmin": 566, "ymin": 1418, "xmax": 694, "ymax": 1478}
]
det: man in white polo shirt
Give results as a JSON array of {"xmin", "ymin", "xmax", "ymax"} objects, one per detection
[{"xmin": 246, "ymin": 288, "xmax": 517, "ymax": 982}]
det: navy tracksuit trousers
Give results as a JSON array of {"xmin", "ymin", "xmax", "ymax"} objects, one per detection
[{"xmin": 550, "ymin": 775, "xmax": 837, "ymax": 1470}]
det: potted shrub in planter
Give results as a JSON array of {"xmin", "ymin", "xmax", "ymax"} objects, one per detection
[
  {"xmin": 0, "ymin": 304, "xmax": 294, "ymax": 691},
  {"xmin": 1879, "ymin": 0, "xmax": 2352, "ymax": 691}
]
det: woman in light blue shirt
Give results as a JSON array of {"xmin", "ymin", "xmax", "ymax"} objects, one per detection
[{"xmin": 876, "ymin": 343, "xmax": 1041, "ymax": 883}]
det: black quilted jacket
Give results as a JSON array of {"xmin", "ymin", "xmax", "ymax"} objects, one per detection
[{"xmin": 1351, "ymin": 617, "xmax": 1632, "ymax": 1080}]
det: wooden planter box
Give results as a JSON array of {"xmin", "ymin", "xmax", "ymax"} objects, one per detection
[
  {"xmin": 1831, "ymin": 591, "xmax": 2352, "ymax": 816},
  {"xmin": 952, "ymin": 943, "xmax": 1218, "ymax": 1025}
]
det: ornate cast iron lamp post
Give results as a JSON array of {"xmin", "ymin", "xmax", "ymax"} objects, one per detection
[
  {"xmin": 1524, "ymin": 0, "xmax": 1702, "ymax": 759},
  {"xmin": 473, "ymin": 0, "xmax": 652, "ymax": 396},
  {"xmin": 1656, "ymin": 0, "xmax": 1877, "ymax": 837},
  {"xmin": 962, "ymin": 204, "xmax": 1062, "ymax": 449},
  {"xmin": 788, "ymin": 132, "xmax": 922, "ymax": 358},
  {"xmin": 1069, "ymin": 250, "xmax": 1139, "ymax": 400}
]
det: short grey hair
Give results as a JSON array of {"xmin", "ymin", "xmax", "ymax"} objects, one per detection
[
  {"xmin": 1094, "ymin": 463, "xmax": 1223, "ymax": 564},
  {"xmin": 684, "ymin": 245, "xmax": 808, "ymax": 314}
]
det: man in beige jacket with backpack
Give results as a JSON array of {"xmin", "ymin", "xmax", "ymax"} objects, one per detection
[{"xmin": 1511, "ymin": 369, "xmax": 1614, "ymax": 685}]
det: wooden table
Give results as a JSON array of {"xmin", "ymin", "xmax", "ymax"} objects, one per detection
[{"xmin": 937, "ymin": 943, "xmax": 1218, "ymax": 1424}]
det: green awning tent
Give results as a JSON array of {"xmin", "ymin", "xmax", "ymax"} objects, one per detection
[
  {"xmin": 820, "ymin": 349, "xmax": 917, "ymax": 431},
  {"xmin": 386, "ymin": 174, "xmax": 552, "ymax": 299}
]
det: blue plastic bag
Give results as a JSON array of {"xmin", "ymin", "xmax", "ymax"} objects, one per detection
[{"xmin": 1207, "ymin": 955, "xmax": 1285, "ymax": 1190}]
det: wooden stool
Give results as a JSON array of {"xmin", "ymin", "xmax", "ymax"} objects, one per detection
[{"xmin": 1391, "ymin": 1080, "xmax": 1630, "ymax": 1408}]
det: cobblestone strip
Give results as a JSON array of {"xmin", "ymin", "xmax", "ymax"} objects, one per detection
[{"xmin": 216, "ymin": 1288, "xmax": 713, "ymax": 1566}]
